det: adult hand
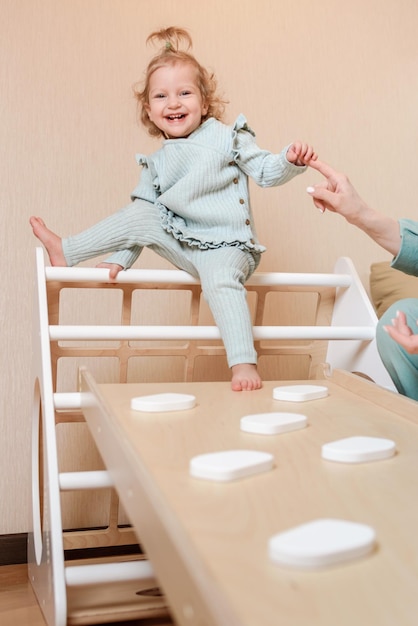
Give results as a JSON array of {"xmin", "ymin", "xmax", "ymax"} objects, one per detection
[
  {"xmin": 306, "ymin": 159, "xmax": 401, "ymax": 256},
  {"xmin": 384, "ymin": 310, "xmax": 418, "ymax": 355},
  {"xmin": 306, "ymin": 159, "xmax": 366, "ymax": 218}
]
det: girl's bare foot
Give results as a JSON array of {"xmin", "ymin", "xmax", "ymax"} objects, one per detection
[
  {"xmin": 29, "ymin": 216, "xmax": 67, "ymax": 266},
  {"xmin": 231, "ymin": 363, "xmax": 262, "ymax": 391}
]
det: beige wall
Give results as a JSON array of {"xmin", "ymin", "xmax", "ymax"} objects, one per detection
[{"xmin": 1, "ymin": 0, "xmax": 418, "ymax": 534}]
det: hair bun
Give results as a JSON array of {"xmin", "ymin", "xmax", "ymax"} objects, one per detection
[{"xmin": 146, "ymin": 26, "xmax": 192, "ymax": 53}]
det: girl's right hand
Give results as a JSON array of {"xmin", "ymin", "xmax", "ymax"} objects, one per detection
[{"xmin": 96, "ymin": 262, "xmax": 124, "ymax": 282}]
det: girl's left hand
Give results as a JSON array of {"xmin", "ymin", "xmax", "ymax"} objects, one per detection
[{"xmin": 287, "ymin": 142, "xmax": 317, "ymax": 166}]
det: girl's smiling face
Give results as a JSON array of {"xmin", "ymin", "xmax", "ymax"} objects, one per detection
[{"xmin": 145, "ymin": 62, "xmax": 208, "ymax": 139}]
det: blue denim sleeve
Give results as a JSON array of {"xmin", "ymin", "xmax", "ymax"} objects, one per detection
[{"xmin": 391, "ymin": 218, "xmax": 418, "ymax": 276}]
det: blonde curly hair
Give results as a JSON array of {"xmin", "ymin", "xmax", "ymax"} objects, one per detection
[{"xmin": 134, "ymin": 27, "xmax": 227, "ymax": 138}]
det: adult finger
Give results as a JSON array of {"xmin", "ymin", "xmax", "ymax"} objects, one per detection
[{"xmin": 308, "ymin": 159, "xmax": 340, "ymax": 180}]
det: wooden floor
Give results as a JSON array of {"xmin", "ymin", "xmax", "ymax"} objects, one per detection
[
  {"xmin": 0, "ymin": 564, "xmax": 48, "ymax": 626},
  {"xmin": 0, "ymin": 565, "xmax": 174, "ymax": 626}
]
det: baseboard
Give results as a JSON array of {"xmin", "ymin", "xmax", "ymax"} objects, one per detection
[
  {"xmin": 0, "ymin": 532, "xmax": 142, "ymax": 566},
  {"xmin": 64, "ymin": 542, "xmax": 142, "ymax": 561},
  {"xmin": 0, "ymin": 533, "xmax": 27, "ymax": 566}
]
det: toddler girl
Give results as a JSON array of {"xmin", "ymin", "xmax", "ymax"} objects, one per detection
[{"xmin": 30, "ymin": 26, "xmax": 317, "ymax": 391}]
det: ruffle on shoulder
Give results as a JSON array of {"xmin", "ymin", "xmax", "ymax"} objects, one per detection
[
  {"xmin": 232, "ymin": 114, "xmax": 256, "ymax": 136},
  {"xmin": 135, "ymin": 153, "xmax": 160, "ymax": 191},
  {"xmin": 232, "ymin": 114, "xmax": 256, "ymax": 162},
  {"xmin": 135, "ymin": 153, "xmax": 148, "ymax": 166}
]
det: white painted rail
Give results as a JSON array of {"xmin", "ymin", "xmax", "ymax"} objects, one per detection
[
  {"xmin": 53, "ymin": 392, "xmax": 82, "ymax": 410},
  {"xmin": 45, "ymin": 266, "xmax": 352, "ymax": 288},
  {"xmin": 59, "ymin": 470, "xmax": 113, "ymax": 491},
  {"xmin": 65, "ymin": 560, "xmax": 155, "ymax": 586},
  {"xmin": 49, "ymin": 324, "xmax": 375, "ymax": 342}
]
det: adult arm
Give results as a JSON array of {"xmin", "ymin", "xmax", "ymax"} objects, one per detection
[{"xmin": 307, "ymin": 160, "xmax": 418, "ymax": 360}]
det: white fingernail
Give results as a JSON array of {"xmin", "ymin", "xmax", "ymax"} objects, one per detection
[{"xmin": 306, "ymin": 186, "xmax": 315, "ymax": 193}]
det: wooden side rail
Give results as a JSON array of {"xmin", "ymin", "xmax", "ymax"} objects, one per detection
[{"xmin": 28, "ymin": 248, "xmax": 171, "ymax": 626}]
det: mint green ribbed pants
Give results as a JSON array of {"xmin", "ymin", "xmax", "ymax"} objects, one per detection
[{"xmin": 62, "ymin": 199, "xmax": 260, "ymax": 367}]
